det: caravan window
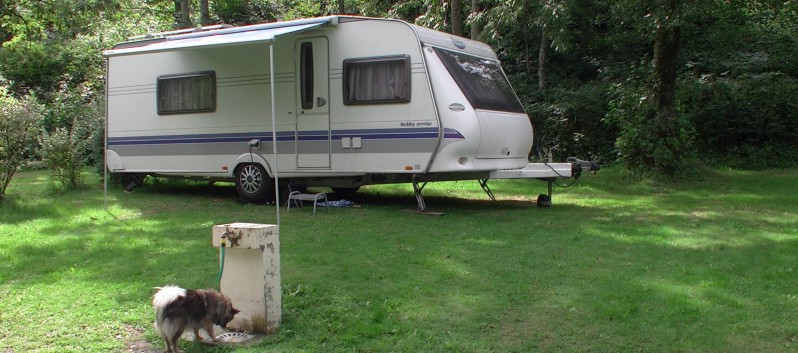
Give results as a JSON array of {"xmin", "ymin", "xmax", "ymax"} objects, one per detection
[
  {"xmin": 433, "ymin": 48, "xmax": 524, "ymax": 113},
  {"xmin": 300, "ymin": 42, "xmax": 314, "ymax": 110},
  {"xmin": 157, "ymin": 71, "xmax": 216, "ymax": 115},
  {"xmin": 343, "ymin": 55, "xmax": 410, "ymax": 105}
]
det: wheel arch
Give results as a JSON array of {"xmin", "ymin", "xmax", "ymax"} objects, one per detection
[{"xmin": 232, "ymin": 153, "xmax": 274, "ymax": 178}]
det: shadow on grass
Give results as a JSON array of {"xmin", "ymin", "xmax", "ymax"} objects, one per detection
[
  {"xmin": 0, "ymin": 196, "xmax": 63, "ymax": 225},
  {"xmin": 117, "ymin": 177, "xmax": 555, "ymax": 212},
  {"xmin": 4, "ymin": 169, "xmax": 798, "ymax": 352}
]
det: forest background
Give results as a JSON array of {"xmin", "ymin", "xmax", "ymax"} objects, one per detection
[{"xmin": 1, "ymin": 0, "xmax": 797, "ymax": 196}]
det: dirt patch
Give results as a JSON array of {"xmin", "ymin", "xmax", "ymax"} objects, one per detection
[{"xmin": 122, "ymin": 324, "xmax": 160, "ymax": 353}]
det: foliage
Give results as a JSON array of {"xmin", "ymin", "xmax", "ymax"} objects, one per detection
[
  {"xmin": 39, "ymin": 128, "xmax": 87, "ymax": 189},
  {"xmin": 41, "ymin": 84, "xmax": 98, "ymax": 131},
  {"xmin": 0, "ymin": 0, "xmax": 171, "ymax": 101},
  {"xmin": 0, "ymin": 40, "xmax": 63, "ymax": 99},
  {"xmin": 2, "ymin": 0, "xmax": 798, "ymax": 177},
  {"xmin": 607, "ymin": 72, "xmax": 697, "ymax": 179},
  {"xmin": 390, "ymin": 0, "xmax": 449, "ymax": 31},
  {"xmin": 524, "ymin": 80, "xmax": 617, "ymax": 163},
  {"xmin": 0, "ymin": 87, "xmax": 43, "ymax": 198},
  {"xmin": 38, "ymin": 88, "xmax": 104, "ymax": 190},
  {"xmin": 679, "ymin": 72, "xmax": 798, "ymax": 169},
  {"xmin": 212, "ymin": 0, "xmax": 278, "ymax": 25}
]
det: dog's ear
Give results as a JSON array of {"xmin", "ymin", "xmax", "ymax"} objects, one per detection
[{"xmin": 232, "ymin": 308, "xmax": 240, "ymax": 315}]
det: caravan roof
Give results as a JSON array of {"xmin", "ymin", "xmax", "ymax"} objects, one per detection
[{"xmin": 104, "ymin": 16, "xmax": 498, "ymax": 60}]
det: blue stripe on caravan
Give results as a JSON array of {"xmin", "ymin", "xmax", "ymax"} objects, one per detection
[
  {"xmin": 443, "ymin": 128, "xmax": 464, "ymax": 139},
  {"xmin": 332, "ymin": 127, "xmax": 439, "ymax": 135},
  {"xmin": 108, "ymin": 131, "xmax": 293, "ymax": 145},
  {"xmin": 108, "ymin": 127, "xmax": 464, "ymax": 146}
]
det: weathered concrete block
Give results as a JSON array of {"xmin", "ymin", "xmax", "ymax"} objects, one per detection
[{"xmin": 212, "ymin": 223, "xmax": 280, "ymax": 333}]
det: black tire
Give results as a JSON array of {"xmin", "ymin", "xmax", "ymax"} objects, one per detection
[
  {"xmin": 537, "ymin": 194, "xmax": 551, "ymax": 208},
  {"xmin": 235, "ymin": 163, "xmax": 272, "ymax": 202}
]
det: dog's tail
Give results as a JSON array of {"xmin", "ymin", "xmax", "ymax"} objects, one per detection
[{"xmin": 153, "ymin": 285, "xmax": 187, "ymax": 339}]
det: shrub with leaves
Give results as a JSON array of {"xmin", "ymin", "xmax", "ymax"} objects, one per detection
[
  {"xmin": 607, "ymin": 79, "xmax": 697, "ymax": 179},
  {"xmin": 0, "ymin": 88, "xmax": 44, "ymax": 198},
  {"xmin": 40, "ymin": 128, "xmax": 84, "ymax": 189},
  {"xmin": 38, "ymin": 87, "xmax": 104, "ymax": 190},
  {"xmin": 679, "ymin": 73, "xmax": 798, "ymax": 169},
  {"xmin": 525, "ymin": 81, "xmax": 618, "ymax": 164}
]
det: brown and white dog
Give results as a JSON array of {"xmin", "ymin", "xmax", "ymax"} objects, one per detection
[{"xmin": 152, "ymin": 285, "xmax": 239, "ymax": 353}]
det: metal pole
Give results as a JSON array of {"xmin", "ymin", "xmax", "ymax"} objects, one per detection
[
  {"xmin": 103, "ymin": 58, "xmax": 109, "ymax": 211},
  {"xmin": 269, "ymin": 43, "xmax": 280, "ymax": 226}
]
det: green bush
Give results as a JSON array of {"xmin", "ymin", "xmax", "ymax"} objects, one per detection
[
  {"xmin": 212, "ymin": 0, "xmax": 278, "ymax": 25},
  {"xmin": 38, "ymin": 89, "xmax": 104, "ymax": 190},
  {"xmin": 524, "ymin": 81, "xmax": 618, "ymax": 164},
  {"xmin": 0, "ymin": 87, "xmax": 44, "ymax": 198},
  {"xmin": 607, "ymin": 79, "xmax": 697, "ymax": 179},
  {"xmin": 39, "ymin": 127, "xmax": 86, "ymax": 189},
  {"xmin": 679, "ymin": 72, "xmax": 798, "ymax": 169},
  {"xmin": 0, "ymin": 38, "xmax": 103, "ymax": 102}
]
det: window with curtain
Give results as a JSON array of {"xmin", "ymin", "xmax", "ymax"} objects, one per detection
[
  {"xmin": 157, "ymin": 71, "xmax": 216, "ymax": 115},
  {"xmin": 343, "ymin": 55, "xmax": 410, "ymax": 105}
]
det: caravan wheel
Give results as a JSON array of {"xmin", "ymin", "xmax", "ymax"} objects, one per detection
[{"xmin": 235, "ymin": 163, "xmax": 271, "ymax": 202}]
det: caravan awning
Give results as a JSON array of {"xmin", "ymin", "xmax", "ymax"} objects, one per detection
[{"xmin": 104, "ymin": 17, "xmax": 334, "ymax": 57}]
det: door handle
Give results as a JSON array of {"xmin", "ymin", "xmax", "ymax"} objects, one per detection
[{"xmin": 316, "ymin": 97, "xmax": 327, "ymax": 107}]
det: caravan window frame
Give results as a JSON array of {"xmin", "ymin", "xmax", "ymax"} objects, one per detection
[
  {"xmin": 432, "ymin": 47, "xmax": 525, "ymax": 114},
  {"xmin": 156, "ymin": 71, "xmax": 217, "ymax": 115},
  {"xmin": 343, "ymin": 55, "xmax": 411, "ymax": 105}
]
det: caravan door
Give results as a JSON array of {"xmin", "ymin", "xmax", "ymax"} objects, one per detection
[{"xmin": 295, "ymin": 38, "xmax": 331, "ymax": 168}]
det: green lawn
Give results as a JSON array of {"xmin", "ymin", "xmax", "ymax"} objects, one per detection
[{"xmin": 1, "ymin": 168, "xmax": 796, "ymax": 352}]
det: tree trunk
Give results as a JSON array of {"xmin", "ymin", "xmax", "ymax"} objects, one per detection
[
  {"xmin": 200, "ymin": 0, "xmax": 211, "ymax": 26},
  {"xmin": 538, "ymin": 28, "xmax": 550, "ymax": 91},
  {"xmin": 451, "ymin": 0, "xmax": 463, "ymax": 36},
  {"xmin": 470, "ymin": 0, "xmax": 480, "ymax": 40},
  {"xmin": 645, "ymin": 0, "xmax": 688, "ymax": 176},
  {"xmin": 524, "ymin": 30, "xmax": 530, "ymax": 74},
  {"xmin": 174, "ymin": 0, "xmax": 192, "ymax": 28},
  {"xmin": 337, "ymin": 0, "xmax": 345, "ymax": 14},
  {"xmin": 652, "ymin": 23, "xmax": 680, "ymax": 115}
]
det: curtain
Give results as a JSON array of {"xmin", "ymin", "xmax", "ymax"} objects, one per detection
[
  {"xmin": 158, "ymin": 72, "xmax": 215, "ymax": 114},
  {"xmin": 345, "ymin": 58, "xmax": 408, "ymax": 104}
]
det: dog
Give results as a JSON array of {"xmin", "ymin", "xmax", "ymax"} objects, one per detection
[{"xmin": 152, "ymin": 285, "xmax": 240, "ymax": 353}]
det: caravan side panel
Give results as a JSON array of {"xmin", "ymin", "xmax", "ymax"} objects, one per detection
[
  {"xmin": 322, "ymin": 19, "xmax": 439, "ymax": 174},
  {"xmin": 106, "ymin": 43, "xmax": 294, "ymax": 177}
]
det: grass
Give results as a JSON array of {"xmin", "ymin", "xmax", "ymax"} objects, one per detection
[{"xmin": 1, "ymin": 167, "xmax": 797, "ymax": 352}]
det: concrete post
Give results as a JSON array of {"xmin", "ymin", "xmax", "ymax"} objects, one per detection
[{"xmin": 211, "ymin": 223, "xmax": 280, "ymax": 333}]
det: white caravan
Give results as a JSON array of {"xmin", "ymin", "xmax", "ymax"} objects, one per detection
[{"xmin": 104, "ymin": 16, "xmax": 597, "ymax": 210}]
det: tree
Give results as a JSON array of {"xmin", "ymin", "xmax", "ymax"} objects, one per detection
[
  {"xmin": 0, "ymin": 88, "xmax": 43, "ymax": 198},
  {"xmin": 470, "ymin": 0, "xmax": 480, "ymax": 40},
  {"xmin": 480, "ymin": 0, "xmax": 575, "ymax": 86},
  {"xmin": 451, "ymin": 0, "xmax": 463, "ymax": 36},
  {"xmin": 175, "ymin": 0, "xmax": 192, "ymax": 28},
  {"xmin": 212, "ymin": 0, "xmax": 278, "ymax": 25},
  {"xmin": 608, "ymin": 0, "xmax": 697, "ymax": 178},
  {"xmin": 651, "ymin": 0, "xmax": 681, "ymax": 124},
  {"xmin": 538, "ymin": 27, "xmax": 550, "ymax": 90},
  {"xmin": 1, "ymin": 0, "xmax": 795, "ymax": 177},
  {"xmin": 201, "ymin": 0, "xmax": 211, "ymax": 26}
]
